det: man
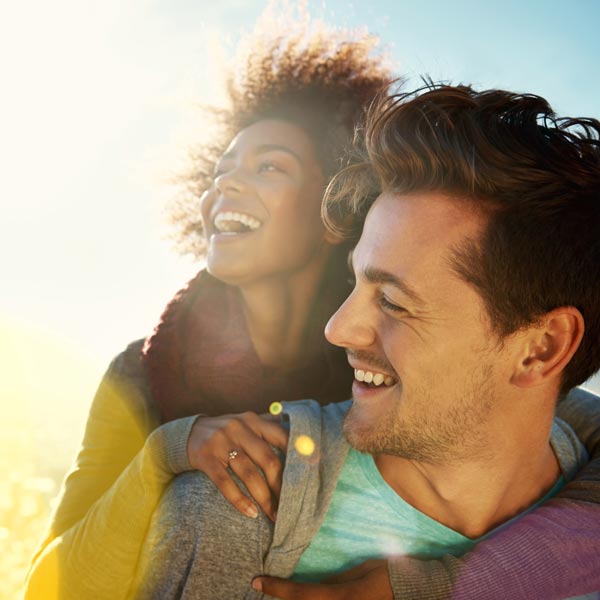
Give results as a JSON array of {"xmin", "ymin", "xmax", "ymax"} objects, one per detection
[{"xmin": 134, "ymin": 85, "xmax": 600, "ymax": 599}]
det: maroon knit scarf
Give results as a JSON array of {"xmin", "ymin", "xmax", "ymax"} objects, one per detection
[
  {"xmin": 142, "ymin": 271, "xmax": 266, "ymax": 422},
  {"xmin": 141, "ymin": 269, "xmax": 352, "ymax": 423}
]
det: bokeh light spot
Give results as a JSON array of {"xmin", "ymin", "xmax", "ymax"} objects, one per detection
[
  {"xmin": 269, "ymin": 402, "xmax": 283, "ymax": 416},
  {"xmin": 294, "ymin": 434, "xmax": 315, "ymax": 456}
]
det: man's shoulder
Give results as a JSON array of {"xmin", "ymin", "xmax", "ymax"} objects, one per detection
[
  {"xmin": 282, "ymin": 398, "xmax": 352, "ymax": 432},
  {"xmin": 551, "ymin": 416, "xmax": 590, "ymax": 481},
  {"xmin": 167, "ymin": 470, "xmax": 271, "ymax": 529},
  {"xmin": 281, "ymin": 398, "xmax": 352, "ymax": 464},
  {"xmin": 136, "ymin": 469, "xmax": 273, "ymax": 598}
]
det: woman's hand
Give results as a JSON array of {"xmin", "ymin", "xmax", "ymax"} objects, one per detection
[{"xmin": 186, "ymin": 412, "xmax": 288, "ymax": 521}]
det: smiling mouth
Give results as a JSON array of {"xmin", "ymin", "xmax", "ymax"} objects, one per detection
[
  {"xmin": 213, "ymin": 211, "xmax": 262, "ymax": 234},
  {"xmin": 354, "ymin": 368, "xmax": 396, "ymax": 388}
]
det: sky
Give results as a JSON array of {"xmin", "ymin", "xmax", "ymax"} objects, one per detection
[{"xmin": 1, "ymin": 0, "xmax": 599, "ymax": 470}]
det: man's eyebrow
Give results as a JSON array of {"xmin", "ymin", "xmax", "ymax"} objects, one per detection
[{"xmin": 363, "ymin": 265, "xmax": 426, "ymax": 307}]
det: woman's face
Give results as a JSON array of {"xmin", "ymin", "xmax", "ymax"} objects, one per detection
[{"xmin": 200, "ymin": 119, "xmax": 330, "ymax": 287}]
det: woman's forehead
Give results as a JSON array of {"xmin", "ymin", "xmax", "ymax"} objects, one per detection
[{"xmin": 223, "ymin": 119, "xmax": 317, "ymax": 161}]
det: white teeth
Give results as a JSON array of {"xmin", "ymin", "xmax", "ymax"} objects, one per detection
[
  {"xmin": 354, "ymin": 369, "xmax": 394, "ymax": 387},
  {"xmin": 214, "ymin": 211, "xmax": 261, "ymax": 232}
]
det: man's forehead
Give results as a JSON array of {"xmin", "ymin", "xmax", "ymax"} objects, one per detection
[
  {"xmin": 353, "ymin": 191, "xmax": 486, "ymax": 283},
  {"xmin": 361, "ymin": 191, "xmax": 486, "ymax": 249}
]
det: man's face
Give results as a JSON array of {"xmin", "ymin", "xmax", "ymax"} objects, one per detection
[{"xmin": 325, "ymin": 191, "xmax": 519, "ymax": 463}]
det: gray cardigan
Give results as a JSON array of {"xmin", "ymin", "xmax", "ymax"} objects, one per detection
[{"xmin": 134, "ymin": 397, "xmax": 595, "ymax": 599}]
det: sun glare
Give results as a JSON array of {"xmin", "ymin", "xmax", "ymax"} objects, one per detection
[{"xmin": 0, "ymin": 317, "xmax": 101, "ymax": 599}]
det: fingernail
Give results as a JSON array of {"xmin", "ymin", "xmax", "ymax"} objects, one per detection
[
  {"xmin": 245, "ymin": 504, "xmax": 259, "ymax": 519},
  {"xmin": 252, "ymin": 577, "xmax": 263, "ymax": 591}
]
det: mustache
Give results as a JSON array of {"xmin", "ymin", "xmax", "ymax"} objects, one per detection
[{"xmin": 346, "ymin": 349, "xmax": 397, "ymax": 377}]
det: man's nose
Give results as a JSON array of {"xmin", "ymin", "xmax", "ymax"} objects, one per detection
[{"xmin": 325, "ymin": 290, "xmax": 377, "ymax": 350}]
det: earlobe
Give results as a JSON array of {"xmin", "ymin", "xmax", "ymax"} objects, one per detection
[{"xmin": 511, "ymin": 307, "xmax": 584, "ymax": 388}]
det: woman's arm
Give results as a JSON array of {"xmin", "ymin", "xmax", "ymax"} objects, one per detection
[{"xmin": 24, "ymin": 346, "xmax": 197, "ymax": 600}]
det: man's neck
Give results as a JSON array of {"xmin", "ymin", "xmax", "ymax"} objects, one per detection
[{"xmin": 374, "ymin": 413, "xmax": 560, "ymax": 539}]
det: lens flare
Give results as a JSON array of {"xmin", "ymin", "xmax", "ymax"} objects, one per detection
[
  {"xmin": 294, "ymin": 434, "xmax": 315, "ymax": 456},
  {"xmin": 269, "ymin": 402, "xmax": 283, "ymax": 416}
]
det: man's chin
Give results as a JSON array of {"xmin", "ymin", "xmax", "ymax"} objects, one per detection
[
  {"xmin": 342, "ymin": 402, "xmax": 420, "ymax": 459},
  {"xmin": 342, "ymin": 405, "xmax": 383, "ymax": 454}
]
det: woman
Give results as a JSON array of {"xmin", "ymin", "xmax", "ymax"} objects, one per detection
[
  {"xmin": 25, "ymin": 19, "xmax": 389, "ymax": 599},
  {"xmin": 26, "ymin": 17, "xmax": 600, "ymax": 600}
]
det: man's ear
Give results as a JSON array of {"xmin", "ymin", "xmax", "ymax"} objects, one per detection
[{"xmin": 511, "ymin": 307, "xmax": 584, "ymax": 388}]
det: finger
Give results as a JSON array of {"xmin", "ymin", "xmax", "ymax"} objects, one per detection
[
  {"xmin": 325, "ymin": 565, "xmax": 392, "ymax": 599},
  {"xmin": 253, "ymin": 576, "xmax": 343, "ymax": 600},
  {"xmin": 201, "ymin": 457, "xmax": 259, "ymax": 519},
  {"xmin": 221, "ymin": 417, "xmax": 285, "ymax": 500},
  {"xmin": 323, "ymin": 559, "xmax": 387, "ymax": 584},
  {"xmin": 233, "ymin": 426, "xmax": 284, "ymax": 500},
  {"xmin": 228, "ymin": 451, "xmax": 277, "ymax": 520},
  {"xmin": 254, "ymin": 565, "xmax": 393, "ymax": 600},
  {"xmin": 240, "ymin": 411, "xmax": 290, "ymax": 452}
]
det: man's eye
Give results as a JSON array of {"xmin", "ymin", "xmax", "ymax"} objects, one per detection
[{"xmin": 378, "ymin": 295, "xmax": 407, "ymax": 314}]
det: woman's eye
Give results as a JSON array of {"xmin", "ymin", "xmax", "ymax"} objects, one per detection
[
  {"xmin": 258, "ymin": 161, "xmax": 283, "ymax": 173},
  {"xmin": 379, "ymin": 295, "xmax": 407, "ymax": 314}
]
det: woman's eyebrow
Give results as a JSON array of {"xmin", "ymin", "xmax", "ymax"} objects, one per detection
[
  {"xmin": 218, "ymin": 144, "xmax": 304, "ymax": 165},
  {"xmin": 256, "ymin": 144, "xmax": 304, "ymax": 164}
]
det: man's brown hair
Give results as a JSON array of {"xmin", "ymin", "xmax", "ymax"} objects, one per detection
[{"xmin": 324, "ymin": 84, "xmax": 600, "ymax": 394}]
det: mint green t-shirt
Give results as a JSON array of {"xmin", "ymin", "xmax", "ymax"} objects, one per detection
[{"xmin": 293, "ymin": 447, "xmax": 564, "ymax": 583}]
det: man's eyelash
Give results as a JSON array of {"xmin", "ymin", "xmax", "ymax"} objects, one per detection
[{"xmin": 379, "ymin": 295, "xmax": 407, "ymax": 313}]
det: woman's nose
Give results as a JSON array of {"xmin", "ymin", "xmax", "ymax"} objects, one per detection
[{"xmin": 214, "ymin": 168, "xmax": 245, "ymax": 195}]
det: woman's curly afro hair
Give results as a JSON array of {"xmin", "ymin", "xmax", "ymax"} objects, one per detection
[{"xmin": 169, "ymin": 14, "xmax": 392, "ymax": 257}]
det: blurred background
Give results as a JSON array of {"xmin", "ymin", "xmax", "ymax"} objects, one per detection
[{"xmin": 1, "ymin": 1, "xmax": 599, "ymax": 597}]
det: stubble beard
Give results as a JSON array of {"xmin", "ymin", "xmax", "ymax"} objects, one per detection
[{"xmin": 343, "ymin": 365, "xmax": 496, "ymax": 464}]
